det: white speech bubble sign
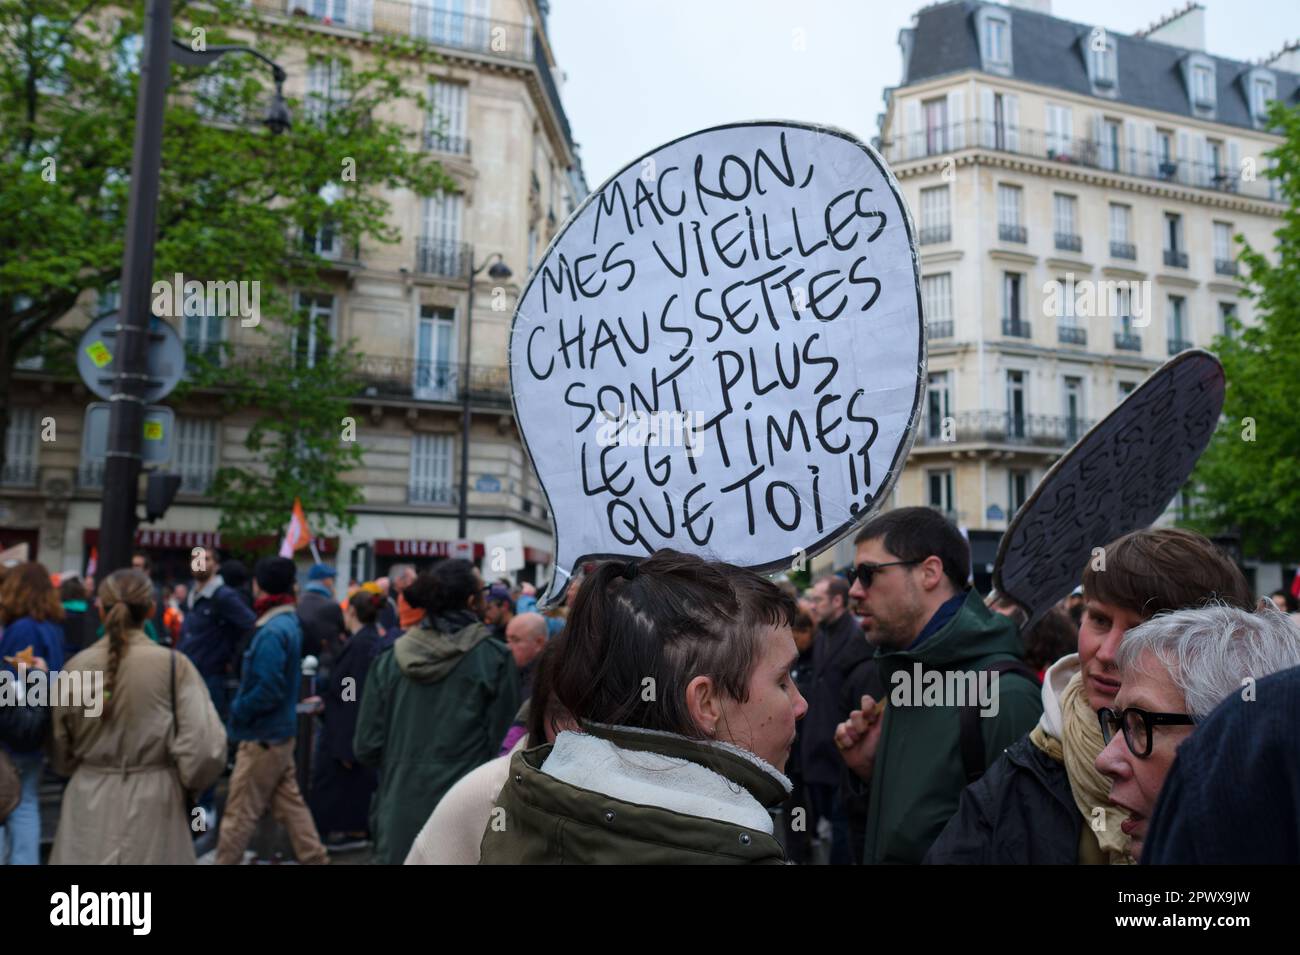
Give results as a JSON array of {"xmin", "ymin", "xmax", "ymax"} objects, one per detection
[{"xmin": 510, "ymin": 121, "xmax": 925, "ymax": 605}]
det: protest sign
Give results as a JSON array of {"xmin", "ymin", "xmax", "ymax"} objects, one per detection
[
  {"xmin": 509, "ymin": 121, "xmax": 925, "ymax": 603},
  {"xmin": 993, "ymin": 349, "xmax": 1225, "ymax": 625}
]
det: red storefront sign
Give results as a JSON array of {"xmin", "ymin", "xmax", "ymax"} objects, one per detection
[
  {"xmin": 83, "ymin": 529, "xmax": 338, "ymax": 554},
  {"xmin": 372, "ymin": 539, "xmax": 552, "ymax": 564}
]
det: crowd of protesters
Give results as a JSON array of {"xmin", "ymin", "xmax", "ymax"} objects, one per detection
[{"xmin": 4, "ymin": 506, "xmax": 1300, "ymax": 865}]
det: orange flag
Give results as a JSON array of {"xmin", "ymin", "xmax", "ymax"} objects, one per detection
[{"xmin": 279, "ymin": 498, "xmax": 312, "ymax": 558}]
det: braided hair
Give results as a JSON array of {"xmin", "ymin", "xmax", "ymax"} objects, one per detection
[{"xmin": 96, "ymin": 569, "xmax": 155, "ymax": 719}]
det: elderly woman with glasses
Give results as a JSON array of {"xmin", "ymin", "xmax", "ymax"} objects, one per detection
[{"xmin": 1095, "ymin": 603, "xmax": 1300, "ymax": 861}]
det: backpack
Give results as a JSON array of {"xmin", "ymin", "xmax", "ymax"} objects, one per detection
[
  {"xmin": 956, "ymin": 659, "xmax": 1041, "ymax": 784},
  {"xmin": 0, "ymin": 677, "xmax": 50, "ymax": 823}
]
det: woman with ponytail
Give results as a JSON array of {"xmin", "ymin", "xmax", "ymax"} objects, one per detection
[
  {"xmin": 479, "ymin": 550, "xmax": 808, "ymax": 864},
  {"xmin": 48, "ymin": 568, "xmax": 226, "ymax": 864},
  {"xmin": 354, "ymin": 559, "xmax": 519, "ymax": 864},
  {"xmin": 308, "ymin": 586, "xmax": 384, "ymax": 846}
]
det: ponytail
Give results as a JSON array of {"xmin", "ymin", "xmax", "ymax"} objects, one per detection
[{"xmin": 97, "ymin": 569, "xmax": 154, "ymax": 719}]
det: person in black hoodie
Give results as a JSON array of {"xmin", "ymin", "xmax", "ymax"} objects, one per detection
[
  {"xmin": 802, "ymin": 573, "xmax": 871, "ymax": 864},
  {"xmin": 308, "ymin": 588, "xmax": 384, "ymax": 848},
  {"xmin": 781, "ymin": 611, "xmax": 817, "ymax": 863},
  {"xmin": 57, "ymin": 575, "xmax": 97, "ymax": 658}
]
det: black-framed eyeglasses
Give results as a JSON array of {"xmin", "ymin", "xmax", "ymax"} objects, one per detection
[
  {"xmin": 1097, "ymin": 706, "xmax": 1195, "ymax": 759},
  {"xmin": 847, "ymin": 560, "xmax": 920, "ymax": 589}
]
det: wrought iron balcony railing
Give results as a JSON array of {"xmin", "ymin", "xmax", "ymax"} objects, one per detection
[
  {"xmin": 1054, "ymin": 232, "xmax": 1082, "ymax": 253},
  {"xmin": 998, "ymin": 223, "xmax": 1027, "ymax": 244},
  {"xmin": 1215, "ymin": 257, "xmax": 1239, "ymax": 277},
  {"xmin": 1168, "ymin": 337, "xmax": 1193, "ymax": 355},
  {"xmin": 927, "ymin": 320, "xmax": 954, "ymax": 340},
  {"xmin": 423, "ymin": 130, "xmax": 471, "ymax": 156},
  {"xmin": 415, "ymin": 237, "xmax": 471, "ymax": 279},
  {"xmin": 1114, "ymin": 331, "xmax": 1143, "ymax": 351},
  {"xmin": 1163, "ymin": 248, "xmax": 1189, "ymax": 269},
  {"xmin": 916, "ymin": 411, "xmax": 1095, "ymax": 449},
  {"xmin": 1110, "ymin": 241, "xmax": 1136, "ymax": 260},
  {"xmin": 1058, "ymin": 325, "xmax": 1087, "ymax": 345},
  {"xmin": 1002, "ymin": 318, "xmax": 1031, "ymax": 338},
  {"xmin": 919, "ymin": 224, "xmax": 951, "ymax": 245},
  {"xmin": 881, "ymin": 119, "xmax": 1281, "ymax": 202},
  {"xmin": 0, "ymin": 461, "xmax": 38, "ymax": 487}
]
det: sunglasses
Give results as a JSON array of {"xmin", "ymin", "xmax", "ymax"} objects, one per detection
[
  {"xmin": 846, "ymin": 560, "xmax": 920, "ymax": 588},
  {"xmin": 1097, "ymin": 706, "xmax": 1195, "ymax": 759}
]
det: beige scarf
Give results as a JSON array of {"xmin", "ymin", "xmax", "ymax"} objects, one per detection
[{"xmin": 1029, "ymin": 672, "xmax": 1134, "ymax": 864}]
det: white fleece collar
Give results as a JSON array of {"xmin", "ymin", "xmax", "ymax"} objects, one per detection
[
  {"xmin": 1036, "ymin": 653, "xmax": 1081, "ymax": 740},
  {"xmin": 542, "ymin": 729, "xmax": 781, "ymax": 834}
]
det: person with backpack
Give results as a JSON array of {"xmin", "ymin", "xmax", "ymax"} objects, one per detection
[
  {"xmin": 832, "ymin": 507, "xmax": 1043, "ymax": 865},
  {"xmin": 48, "ymin": 569, "xmax": 226, "ymax": 864},
  {"xmin": 0, "ymin": 561, "xmax": 65, "ymax": 865},
  {"xmin": 924, "ymin": 528, "xmax": 1253, "ymax": 864},
  {"xmin": 214, "ymin": 557, "xmax": 328, "ymax": 865}
]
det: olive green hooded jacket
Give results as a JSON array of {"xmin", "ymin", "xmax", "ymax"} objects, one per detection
[
  {"xmin": 862, "ymin": 589, "xmax": 1043, "ymax": 864},
  {"xmin": 479, "ymin": 723, "xmax": 791, "ymax": 864},
  {"xmin": 355, "ymin": 615, "xmax": 519, "ymax": 865}
]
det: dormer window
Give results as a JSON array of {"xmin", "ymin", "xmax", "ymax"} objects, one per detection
[
  {"xmin": 1192, "ymin": 66, "xmax": 1213, "ymax": 105},
  {"xmin": 1088, "ymin": 31, "xmax": 1117, "ymax": 90},
  {"xmin": 976, "ymin": 6, "xmax": 1013, "ymax": 76},
  {"xmin": 1184, "ymin": 54, "xmax": 1217, "ymax": 113},
  {"xmin": 1246, "ymin": 68, "xmax": 1277, "ymax": 125}
]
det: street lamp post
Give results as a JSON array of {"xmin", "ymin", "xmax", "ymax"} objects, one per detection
[
  {"xmin": 97, "ymin": 0, "xmax": 289, "ymax": 577},
  {"xmin": 457, "ymin": 252, "xmax": 513, "ymax": 541}
]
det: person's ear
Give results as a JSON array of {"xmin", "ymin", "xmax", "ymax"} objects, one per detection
[
  {"xmin": 921, "ymin": 555, "xmax": 946, "ymax": 592},
  {"xmin": 684, "ymin": 674, "xmax": 723, "ymax": 738}
]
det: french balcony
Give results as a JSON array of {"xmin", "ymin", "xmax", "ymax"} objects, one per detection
[
  {"xmin": 1163, "ymin": 248, "xmax": 1189, "ymax": 269},
  {"xmin": 1114, "ymin": 331, "xmax": 1143, "ymax": 351},
  {"xmin": 1215, "ymin": 258, "xmax": 1239, "ymax": 277},
  {"xmin": 926, "ymin": 320, "xmax": 954, "ymax": 340},
  {"xmin": 415, "ymin": 238, "xmax": 471, "ymax": 279},
  {"xmin": 1110, "ymin": 241, "xmax": 1136, "ymax": 260},
  {"xmin": 998, "ymin": 223, "xmax": 1027, "ymax": 244},
  {"xmin": 1057, "ymin": 325, "xmax": 1087, "ymax": 346},
  {"xmin": 423, "ymin": 130, "xmax": 471, "ymax": 156},
  {"xmin": 919, "ymin": 224, "xmax": 951, "ymax": 245},
  {"xmin": 0, "ymin": 461, "xmax": 38, "ymax": 487},
  {"xmin": 1001, "ymin": 318, "xmax": 1031, "ymax": 339},
  {"xmin": 1054, "ymin": 232, "xmax": 1082, "ymax": 253},
  {"xmin": 408, "ymin": 482, "xmax": 458, "ymax": 506},
  {"xmin": 1168, "ymin": 337, "xmax": 1193, "ymax": 355}
]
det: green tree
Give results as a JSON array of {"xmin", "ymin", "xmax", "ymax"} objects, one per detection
[
  {"xmin": 1186, "ymin": 101, "xmax": 1300, "ymax": 561},
  {"xmin": 0, "ymin": 0, "xmax": 456, "ymax": 536}
]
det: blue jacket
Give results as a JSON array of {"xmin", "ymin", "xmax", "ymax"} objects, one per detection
[
  {"xmin": 178, "ymin": 577, "xmax": 257, "ymax": 678},
  {"xmin": 0, "ymin": 616, "xmax": 65, "ymax": 675},
  {"xmin": 229, "ymin": 606, "xmax": 302, "ymax": 743}
]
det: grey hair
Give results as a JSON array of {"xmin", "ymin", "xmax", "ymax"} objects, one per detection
[{"xmin": 1116, "ymin": 603, "xmax": 1300, "ymax": 719}]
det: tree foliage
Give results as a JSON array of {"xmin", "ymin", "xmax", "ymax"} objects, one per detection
[
  {"xmin": 1, "ymin": 0, "xmax": 456, "ymax": 537},
  {"xmin": 1186, "ymin": 101, "xmax": 1300, "ymax": 562}
]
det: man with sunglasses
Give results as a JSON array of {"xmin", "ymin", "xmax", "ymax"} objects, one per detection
[
  {"xmin": 926, "ymin": 528, "xmax": 1253, "ymax": 864},
  {"xmin": 833, "ymin": 507, "xmax": 1042, "ymax": 864},
  {"xmin": 1095, "ymin": 604, "xmax": 1300, "ymax": 861}
]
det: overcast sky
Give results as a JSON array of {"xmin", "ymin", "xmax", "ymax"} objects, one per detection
[{"xmin": 548, "ymin": 0, "xmax": 1300, "ymax": 188}]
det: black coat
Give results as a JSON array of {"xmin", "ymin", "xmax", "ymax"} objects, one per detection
[
  {"xmin": 801, "ymin": 612, "xmax": 873, "ymax": 787},
  {"xmin": 1143, "ymin": 663, "xmax": 1300, "ymax": 864},
  {"xmin": 297, "ymin": 588, "xmax": 346, "ymax": 662},
  {"xmin": 838, "ymin": 649, "xmax": 885, "ymax": 862},
  {"xmin": 310, "ymin": 625, "xmax": 382, "ymax": 834},
  {"xmin": 923, "ymin": 732, "xmax": 1080, "ymax": 864}
]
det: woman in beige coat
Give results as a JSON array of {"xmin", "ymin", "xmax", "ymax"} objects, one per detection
[{"xmin": 49, "ymin": 568, "xmax": 227, "ymax": 864}]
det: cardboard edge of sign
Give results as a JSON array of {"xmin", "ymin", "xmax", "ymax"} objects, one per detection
[
  {"xmin": 991, "ymin": 347, "xmax": 1226, "ymax": 627},
  {"xmin": 506, "ymin": 119, "xmax": 928, "ymax": 609}
]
